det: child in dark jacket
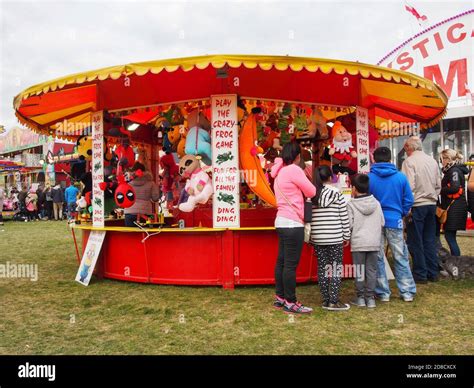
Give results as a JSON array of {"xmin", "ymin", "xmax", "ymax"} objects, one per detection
[{"xmin": 310, "ymin": 166, "xmax": 351, "ymax": 311}]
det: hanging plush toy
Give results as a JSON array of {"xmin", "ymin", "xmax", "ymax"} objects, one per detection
[
  {"xmin": 177, "ymin": 128, "xmax": 187, "ymax": 158},
  {"xmin": 76, "ymin": 136, "xmax": 92, "ymax": 161},
  {"xmin": 115, "ymin": 137, "xmax": 135, "ymax": 176},
  {"xmin": 185, "ymin": 127, "xmax": 212, "ymax": 166},
  {"xmin": 167, "ymin": 125, "xmax": 182, "ymax": 152},
  {"xmin": 328, "ymin": 121, "xmax": 357, "ymax": 163},
  {"xmin": 311, "ymin": 107, "xmax": 329, "ymax": 139},
  {"xmin": 260, "ymin": 128, "xmax": 282, "ymax": 152},
  {"xmin": 160, "ymin": 151, "xmax": 179, "ymax": 208},
  {"xmin": 185, "ymin": 109, "xmax": 212, "ymax": 165},
  {"xmin": 177, "ymin": 154, "xmax": 213, "ymax": 212}
]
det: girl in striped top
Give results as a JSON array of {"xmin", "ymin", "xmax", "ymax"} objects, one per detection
[{"xmin": 311, "ymin": 165, "xmax": 351, "ymax": 311}]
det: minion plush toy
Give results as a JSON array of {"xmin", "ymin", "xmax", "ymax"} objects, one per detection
[{"xmin": 76, "ymin": 136, "xmax": 92, "ymax": 161}]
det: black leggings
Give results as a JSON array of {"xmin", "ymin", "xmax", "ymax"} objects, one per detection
[
  {"xmin": 275, "ymin": 227, "xmax": 304, "ymax": 303},
  {"xmin": 315, "ymin": 244, "xmax": 343, "ymax": 304}
]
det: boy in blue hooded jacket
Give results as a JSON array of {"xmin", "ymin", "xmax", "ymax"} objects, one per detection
[{"xmin": 368, "ymin": 147, "xmax": 416, "ymax": 302}]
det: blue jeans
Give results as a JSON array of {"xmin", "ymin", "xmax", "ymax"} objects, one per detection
[
  {"xmin": 444, "ymin": 230, "xmax": 460, "ymax": 256},
  {"xmin": 406, "ymin": 205, "xmax": 439, "ymax": 281},
  {"xmin": 376, "ymin": 227, "xmax": 417, "ymax": 299},
  {"xmin": 67, "ymin": 202, "xmax": 77, "ymax": 220}
]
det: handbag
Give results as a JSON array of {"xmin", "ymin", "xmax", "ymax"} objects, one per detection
[
  {"xmin": 304, "ymin": 199, "xmax": 313, "ymax": 223},
  {"xmin": 275, "ymin": 179, "xmax": 312, "ymax": 243},
  {"xmin": 436, "ymin": 200, "xmax": 454, "ymax": 225}
]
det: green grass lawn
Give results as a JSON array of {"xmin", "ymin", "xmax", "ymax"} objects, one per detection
[{"xmin": 0, "ymin": 220, "xmax": 473, "ymax": 355}]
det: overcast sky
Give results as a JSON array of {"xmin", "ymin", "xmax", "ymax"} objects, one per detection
[{"xmin": 0, "ymin": 0, "xmax": 472, "ymax": 132}]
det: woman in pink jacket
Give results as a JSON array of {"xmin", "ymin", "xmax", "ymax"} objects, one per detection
[{"xmin": 271, "ymin": 142, "xmax": 316, "ymax": 314}]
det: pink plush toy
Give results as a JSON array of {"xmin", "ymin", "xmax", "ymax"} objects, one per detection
[{"xmin": 177, "ymin": 154, "xmax": 213, "ymax": 212}]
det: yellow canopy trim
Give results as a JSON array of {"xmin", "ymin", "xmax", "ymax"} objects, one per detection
[{"xmin": 13, "ymin": 54, "xmax": 448, "ymax": 106}]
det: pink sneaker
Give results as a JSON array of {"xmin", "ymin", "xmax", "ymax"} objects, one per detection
[
  {"xmin": 283, "ymin": 301, "xmax": 313, "ymax": 314},
  {"xmin": 273, "ymin": 295, "xmax": 285, "ymax": 309}
]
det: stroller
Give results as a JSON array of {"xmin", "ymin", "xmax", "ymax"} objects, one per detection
[{"xmin": 12, "ymin": 202, "xmax": 29, "ymax": 222}]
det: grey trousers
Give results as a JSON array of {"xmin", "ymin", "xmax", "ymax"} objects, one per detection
[{"xmin": 352, "ymin": 251, "xmax": 378, "ymax": 298}]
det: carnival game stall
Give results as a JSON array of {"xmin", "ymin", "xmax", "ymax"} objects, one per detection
[{"xmin": 13, "ymin": 55, "xmax": 447, "ymax": 288}]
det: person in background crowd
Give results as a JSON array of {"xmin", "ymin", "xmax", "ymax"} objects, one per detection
[
  {"xmin": 51, "ymin": 183, "xmax": 64, "ymax": 220},
  {"xmin": 43, "ymin": 184, "xmax": 53, "ymax": 220},
  {"xmin": 271, "ymin": 142, "xmax": 316, "ymax": 314},
  {"xmin": 18, "ymin": 185, "xmax": 28, "ymax": 211},
  {"xmin": 25, "ymin": 188, "xmax": 39, "ymax": 221},
  {"xmin": 401, "ymin": 136, "xmax": 441, "ymax": 284},
  {"xmin": 368, "ymin": 147, "xmax": 416, "ymax": 303},
  {"xmin": 64, "ymin": 182, "xmax": 80, "ymax": 220},
  {"xmin": 310, "ymin": 165, "xmax": 351, "ymax": 311},
  {"xmin": 438, "ymin": 149, "xmax": 469, "ymax": 257},
  {"xmin": 36, "ymin": 185, "xmax": 45, "ymax": 220},
  {"xmin": 8, "ymin": 187, "xmax": 19, "ymax": 211},
  {"xmin": 0, "ymin": 186, "xmax": 4, "ymax": 225},
  {"xmin": 62, "ymin": 186, "xmax": 67, "ymax": 220},
  {"xmin": 467, "ymin": 154, "xmax": 474, "ymax": 221},
  {"xmin": 347, "ymin": 174, "xmax": 385, "ymax": 309},
  {"xmin": 124, "ymin": 162, "xmax": 160, "ymax": 227}
]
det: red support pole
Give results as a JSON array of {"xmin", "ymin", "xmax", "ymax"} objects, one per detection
[
  {"xmin": 71, "ymin": 228, "xmax": 81, "ymax": 264},
  {"xmin": 221, "ymin": 230, "xmax": 235, "ymax": 289}
]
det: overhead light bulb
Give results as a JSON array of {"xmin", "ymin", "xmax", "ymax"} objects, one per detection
[{"xmin": 128, "ymin": 123, "xmax": 139, "ymax": 131}]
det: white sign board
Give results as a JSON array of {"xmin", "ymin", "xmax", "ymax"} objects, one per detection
[
  {"xmin": 356, "ymin": 106, "xmax": 370, "ymax": 174},
  {"xmin": 211, "ymin": 94, "xmax": 240, "ymax": 228},
  {"xmin": 378, "ymin": 11, "xmax": 473, "ymax": 109},
  {"xmin": 91, "ymin": 111, "xmax": 105, "ymax": 227},
  {"xmin": 75, "ymin": 230, "xmax": 106, "ymax": 286}
]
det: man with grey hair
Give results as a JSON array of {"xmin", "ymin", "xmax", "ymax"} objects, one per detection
[{"xmin": 402, "ymin": 136, "xmax": 441, "ymax": 283}]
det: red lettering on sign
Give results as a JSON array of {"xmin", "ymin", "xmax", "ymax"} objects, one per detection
[
  {"xmin": 447, "ymin": 23, "xmax": 466, "ymax": 44},
  {"xmin": 433, "ymin": 32, "xmax": 444, "ymax": 51},
  {"xmin": 412, "ymin": 38, "xmax": 430, "ymax": 59},
  {"xmin": 397, "ymin": 51, "xmax": 414, "ymax": 71},
  {"xmin": 423, "ymin": 58, "xmax": 467, "ymax": 98}
]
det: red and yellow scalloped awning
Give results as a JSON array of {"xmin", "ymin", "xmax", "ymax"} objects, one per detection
[{"xmin": 13, "ymin": 54, "xmax": 448, "ymax": 139}]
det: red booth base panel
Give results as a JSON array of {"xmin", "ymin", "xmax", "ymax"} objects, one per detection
[{"xmin": 74, "ymin": 208, "xmax": 353, "ymax": 289}]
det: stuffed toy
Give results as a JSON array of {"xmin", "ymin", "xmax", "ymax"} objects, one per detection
[
  {"xmin": 186, "ymin": 109, "xmax": 211, "ymax": 131},
  {"xmin": 76, "ymin": 136, "xmax": 92, "ymax": 161},
  {"xmin": 160, "ymin": 152, "xmax": 179, "ymax": 208},
  {"xmin": 309, "ymin": 107, "xmax": 328, "ymax": 139},
  {"xmin": 103, "ymin": 142, "xmax": 115, "ymax": 166},
  {"xmin": 162, "ymin": 128, "xmax": 173, "ymax": 153},
  {"xmin": 294, "ymin": 114, "xmax": 308, "ymax": 135},
  {"xmin": 183, "ymin": 108, "xmax": 212, "ymax": 164},
  {"xmin": 170, "ymin": 106, "xmax": 185, "ymax": 126},
  {"xmin": 177, "ymin": 129, "xmax": 187, "ymax": 158},
  {"xmin": 265, "ymin": 114, "xmax": 278, "ymax": 130},
  {"xmin": 76, "ymin": 191, "xmax": 92, "ymax": 221},
  {"xmin": 115, "ymin": 137, "xmax": 135, "ymax": 175},
  {"xmin": 99, "ymin": 169, "xmax": 143, "ymax": 208},
  {"xmin": 167, "ymin": 125, "xmax": 182, "ymax": 152},
  {"xmin": 185, "ymin": 127, "xmax": 212, "ymax": 166},
  {"xmin": 260, "ymin": 129, "xmax": 282, "ymax": 152},
  {"xmin": 177, "ymin": 154, "xmax": 213, "ymax": 212},
  {"xmin": 328, "ymin": 121, "xmax": 357, "ymax": 163}
]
